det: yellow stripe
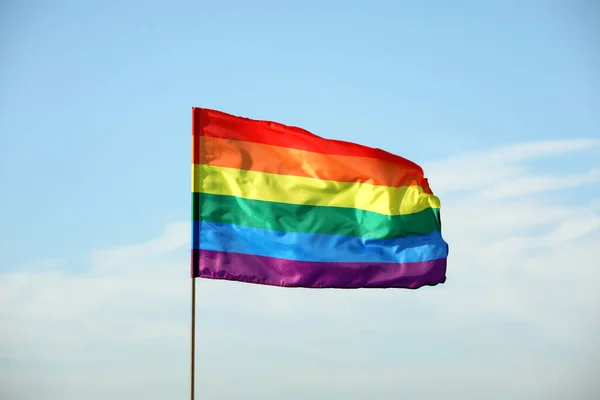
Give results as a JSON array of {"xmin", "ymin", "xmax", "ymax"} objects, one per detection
[{"xmin": 192, "ymin": 164, "xmax": 440, "ymax": 216}]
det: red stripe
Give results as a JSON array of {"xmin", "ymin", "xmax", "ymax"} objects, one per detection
[{"xmin": 192, "ymin": 108, "xmax": 425, "ymax": 171}]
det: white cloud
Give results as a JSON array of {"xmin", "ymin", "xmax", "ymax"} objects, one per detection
[
  {"xmin": 478, "ymin": 139, "xmax": 600, "ymax": 163},
  {"xmin": 1, "ymin": 139, "xmax": 599, "ymax": 400},
  {"xmin": 90, "ymin": 221, "xmax": 190, "ymax": 276},
  {"xmin": 478, "ymin": 168, "xmax": 600, "ymax": 200},
  {"xmin": 425, "ymin": 138, "xmax": 600, "ymax": 194}
]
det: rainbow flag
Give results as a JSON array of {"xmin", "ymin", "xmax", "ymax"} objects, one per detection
[{"xmin": 191, "ymin": 108, "xmax": 448, "ymax": 289}]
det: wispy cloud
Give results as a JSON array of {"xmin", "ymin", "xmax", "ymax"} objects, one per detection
[
  {"xmin": 90, "ymin": 221, "xmax": 190, "ymax": 276},
  {"xmin": 1, "ymin": 139, "xmax": 599, "ymax": 400},
  {"xmin": 479, "ymin": 139, "xmax": 600, "ymax": 163},
  {"xmin": 426, "ymin": 138, "xmax": 600, "ymax": 194},
  {"xmin": 478, "ymin": 167, "xmax": 600, "ymax": 200}
]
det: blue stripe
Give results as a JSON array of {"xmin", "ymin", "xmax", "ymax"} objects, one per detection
[{"xmin": 193, "ymin": 221, "xmax": 448, "ymax": 263}]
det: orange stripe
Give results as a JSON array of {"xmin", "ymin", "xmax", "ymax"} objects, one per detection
[{"xmin": 194, "ymin": 135, "xmax": 432, "ymax": 191}]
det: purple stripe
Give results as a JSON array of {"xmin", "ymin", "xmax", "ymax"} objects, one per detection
[{"xmin": 191, "ymin": 250, "xmax": 446, "ymax": 289}]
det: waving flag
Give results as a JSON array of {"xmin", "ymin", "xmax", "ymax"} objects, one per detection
[{"xmin": 191, "ymin": 108, "xmax": 448, "ymax": 289}]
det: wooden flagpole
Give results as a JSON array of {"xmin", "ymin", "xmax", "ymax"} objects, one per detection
[
  {"xmin": 191, "ymin": 277, "xmax": 196, "ymax": 399},
  {"xmin": 191, "ymin": 107, "xmax": 197, "ymax": 400}
]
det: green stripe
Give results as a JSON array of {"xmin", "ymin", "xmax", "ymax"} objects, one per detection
[{"xmin": 192, "ymin": 193, "xmax": 441, "ymax": 240}]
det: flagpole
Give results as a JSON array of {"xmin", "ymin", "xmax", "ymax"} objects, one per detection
[
  {"xmin": 191, "ymin": 107, "xmax": 197, "ymax": 400},
  {"xmin": 191, "ymin": 277, "xmax": 196, "ymax": 400}
]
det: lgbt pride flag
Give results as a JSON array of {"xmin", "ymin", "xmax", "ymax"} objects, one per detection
[{"xmin": 191, "ymin": 108, "xmax": 448, "ymax": 289}]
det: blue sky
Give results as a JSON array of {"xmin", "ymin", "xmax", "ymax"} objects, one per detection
[{"xmin": 1, "ymin": 1, "xmax": 599, "ymax": 399}]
